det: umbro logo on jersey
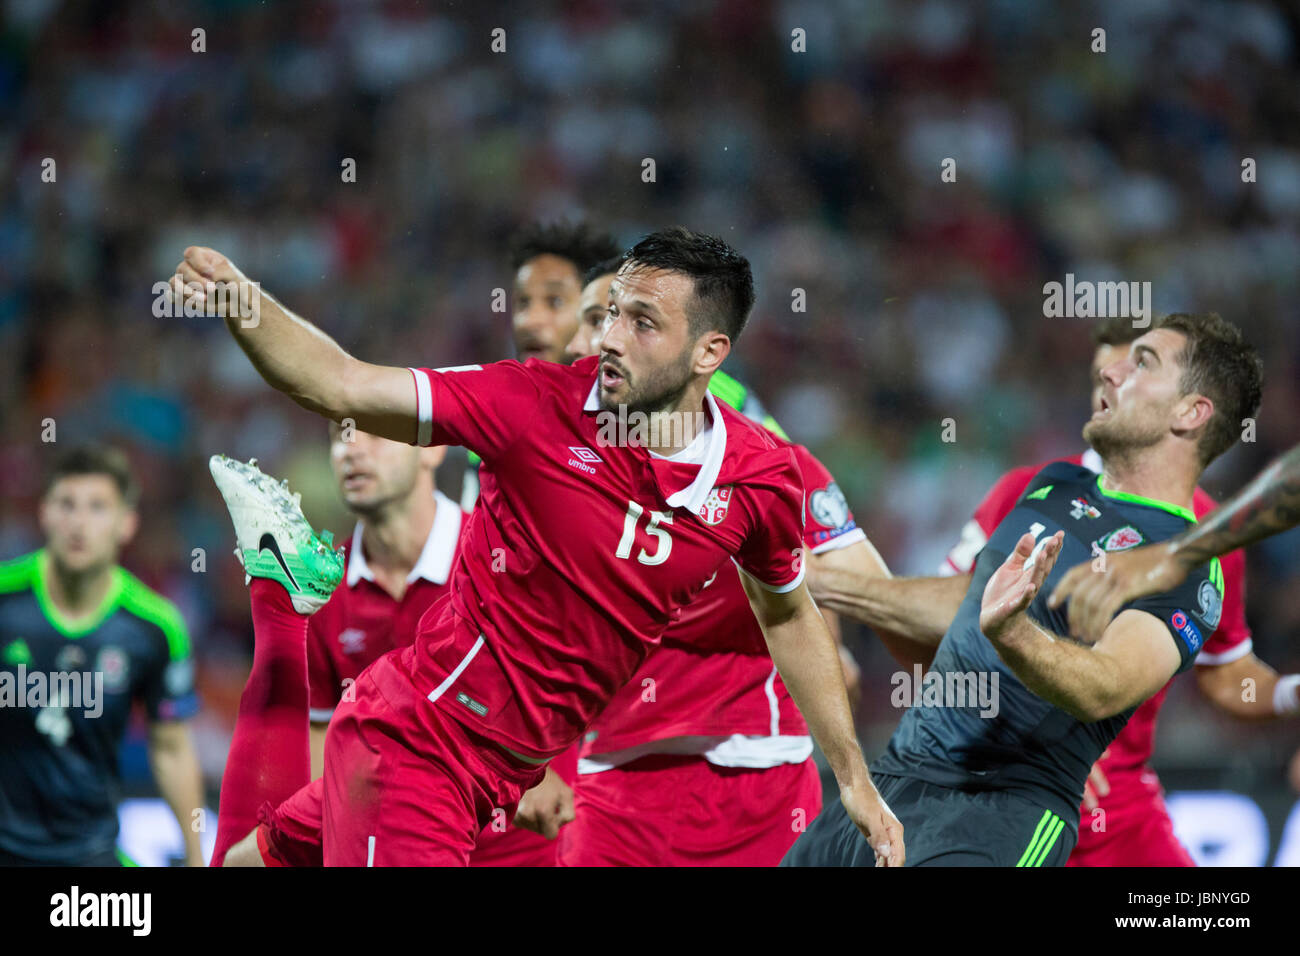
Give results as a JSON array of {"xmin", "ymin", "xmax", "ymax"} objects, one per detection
[
  {"xmin": 566, "ymin": 447, "xmax": 601, "ymax": 475},
  {"xmin": 338, "ymin": 628, "xmax": 367, "ymax": 655},
  {"xmin": 258, "ymin": 532, "xmax": 299, "ymax": 590},
  {"xmin": 1070, "ymin": 497, "xmax": 1101, "ymax": 520}
]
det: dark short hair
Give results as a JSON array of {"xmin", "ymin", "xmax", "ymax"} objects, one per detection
[
  {"xmin": 508, "ymin": 221, "xmax": 621, "ymax": 276},
  {"xmin": 582, "ymin": 256, "xmax": 625, "ymax": 289},
  {"xmin": 621, "ymin": 226, "xmax": 755, "ymax": 341},
  {"xmin": 44, "ymin": 445, "xmax": 140, "ymax": 507},
  {"xmin": 1089, "ymin": 315, "xmax": 1145, "ymax": 348},
  {"xmin": 1155, "ymin": 312, "xmax": 1263, "ymax": 465}
]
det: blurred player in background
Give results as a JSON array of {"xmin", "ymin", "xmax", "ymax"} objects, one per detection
[
  {"xmin": 812, "ymin": 316, "xmax": 1300, "ymax": 866},
  {"xmin": 215, "ymin": 423, "xmax": 469, "ymax": 866},
  {"xmin": 788, "ymin": 313, "xmax": 1262, "ymax": 865},
  {"xmin": 460, "ymin": 223, "xmax": 622, "ymax": 510},
  {"xmin": 177, "ymin": 226, "xmax": 903, "ymax": 866},
  {"xmin": 509, "ymin": 221, "xmax": 621, "ymax": 366},
  {"xmin": 552, "ymin": 296, "xmax": 883, "ymax": 866},
  {"xmin": 0, "ymin": 446, "xmax": 203, "ymax": 866}
]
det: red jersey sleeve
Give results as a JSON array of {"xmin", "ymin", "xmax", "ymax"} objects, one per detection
[
  {"xmin": 306, "ymin": 607, "xmax": 341, "ymax": 722},
  {"xmin": 940, "ymin": 464, "xmax": 1040, "ymax": 575},
  {"xmin": 408, "ymin": 360, "xmax": 542, "ymax": 461},
  {"xmin": 1195, "ymin": 547, "xmax": 1253, "ymax": 665},
  {"xmin": 792, "ymin": 444, "xmax": 866, "ymax": 555},
  {"xmin": 734, "ymin": 447, "xmax": 807, "ymax": 592}
]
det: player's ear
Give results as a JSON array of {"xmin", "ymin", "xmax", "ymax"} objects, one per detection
[
  {"xmin": 694, "ymin": 332, "xmax": 731, "ymax": 376},
  {"xmin": 1175, "ymin": 393, "xmax": 1215, "ymax": 439}
]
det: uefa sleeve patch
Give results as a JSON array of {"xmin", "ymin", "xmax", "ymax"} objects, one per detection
[
  {"xmin": 1197, "ymin": 579, "xmax": 1223, "ymax": 631},
  {"xmin": 1170, "ymin": 610, "xmax": 1204, "ymax": 655},
  {"xmin": 809, "ymin": 481, "xmax": 851, "ymax": 532}
]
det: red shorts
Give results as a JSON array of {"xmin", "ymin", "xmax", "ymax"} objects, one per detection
[
  {"xmin": 557, "ymin": 754, "xmax": 823, "ymax": 866},
  {"xmin": 259, "ymin": 777, "xmax": 565, "ymax": 867},
  {"xmin": 310, "ymin": 645, "xmax": 545, "ymax": 866},
  {"xmin": 258, "ymin": 685, "xmax": 574, "ymax": 867},
  {"xmin": 1068, "ymin": 785, "xmax": 1194, "ymax": 867},
  {"xmin": 470, "ymin": 745, "xmax": 577, "ymax": 867},
  {"xmin": 258, "ymin": 778, "xmax": 326, "ymax": 867},
  {"xmin": 469, "ymin": 809, "xmax": 559, "ymax": 866}
]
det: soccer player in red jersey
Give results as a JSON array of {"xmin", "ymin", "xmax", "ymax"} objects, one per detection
[
  {"xmin": 175, "ymin": 226, "xmax": 904, "ymax": 867},
  {"xmin": 221, "ymin": 228, "xmax": 617, "ymax": 868},
  {"xmin": 809, "ymin": 316, "xmax": 1300, "ymax": 867},
  {"xmin": 552, "ymin": 278, "xmax": 884, "ymax": 866},
  {"xmin": 467, "ymin": 223, "xmax": 617, "ymax": 865}
]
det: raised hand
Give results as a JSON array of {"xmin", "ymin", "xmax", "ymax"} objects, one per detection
[{"xmin": 980, "ymin": 530, "xmax": 1064, "ymax": 640}]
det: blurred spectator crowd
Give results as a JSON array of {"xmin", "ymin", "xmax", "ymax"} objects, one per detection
[{"xmin": 2, "ymin": 0, "xmax": 1298, "ymax": 795}]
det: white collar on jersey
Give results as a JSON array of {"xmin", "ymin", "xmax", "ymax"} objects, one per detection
[
  {"xmin": 1081, "ymin": 447, "xmax": 1103, "ymax": 474},
  {"xmin": 583, "ymin": 378, "xmax": 728, "ymax": 515},
  {"xmin": 346, "ymin": 490, "xmax": 462, "ymax": 589}
]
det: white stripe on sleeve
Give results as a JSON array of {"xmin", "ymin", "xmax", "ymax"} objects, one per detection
[{"xmin": 408, "ymin": 368, "xmax": 433, "ymax": 447}]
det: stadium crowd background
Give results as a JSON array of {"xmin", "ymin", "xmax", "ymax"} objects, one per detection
[{"xmin": 3, "ymin": 0, "xmax": 1299, "ymax": 834}]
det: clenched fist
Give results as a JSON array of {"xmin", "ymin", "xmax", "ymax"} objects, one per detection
[{"xmin": 165, "ymin": 247, "xmax": 261, "ymax": 325}]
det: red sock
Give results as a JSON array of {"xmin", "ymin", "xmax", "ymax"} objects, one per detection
[{"xmin": 210, "ymin": 579, "xmax": 312, "ymax": 866}]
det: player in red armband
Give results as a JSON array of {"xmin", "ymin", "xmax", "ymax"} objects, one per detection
[{"xmin": 176, "ymin": 227, "xmax": 904, "ymax": 867}]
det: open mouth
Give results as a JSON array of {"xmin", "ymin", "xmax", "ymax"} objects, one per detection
[{"xmin": 600, "ymin": 363, "xmax": 626, "ymax": 390}]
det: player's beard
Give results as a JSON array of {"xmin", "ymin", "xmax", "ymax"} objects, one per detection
[
  {"xmin": 1083, "ymin": 406, "xmax": 1167, "ymax": 472},
  {"xmin": 600, "ymin": 344, "xmax": 694, "ymax": 416},
  {"xmin": 343, "ymin": 457, "xmax": 421, "ymax": 519}
]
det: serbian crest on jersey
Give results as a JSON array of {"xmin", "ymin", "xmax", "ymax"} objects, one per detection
[
  {"xmin": 1096, "ymin": 525, "xmax": 1144, "ymax": 553},
  {"xmin": 698, "ymin": 485, "xmax": 733, "ymax": 525}
]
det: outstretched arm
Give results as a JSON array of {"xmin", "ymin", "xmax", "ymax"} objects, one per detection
[
  {"xmin": 1049, "ymin": 443, "xmax": 1300, "ymax": 641},
  {"xmin": 742, "ymin": 575, "xmax": 904, "ymax": 866},
  {"xmin": 169, "ymin": 247, "xmax": 417, "ymax": 441},
  {"xmin": 1196, "ymin": 653, "xmax": 1300, "ymax": 720},
  {"xmin": 981, "ymin": 532, "xmax": 1181, "ymax": 721},
  {"xmin": 808, "ymin": 540, "xmax": 966, "ymax": 668}
]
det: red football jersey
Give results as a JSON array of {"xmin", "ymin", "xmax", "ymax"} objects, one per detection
[
  {"xmin": 942, "ymin": 448, "xmax": 1252, "ymax": 786},
  {"xmin": 579, "ymin": 442, "xmax": 867, "ymax": 767},
  {"xmin": 306, "ymin": 491, "xmax": 465, "ymax": 722},
  {"xmin": 406, "ymin": 356, "xmax": 808, "ymax": 759}
]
